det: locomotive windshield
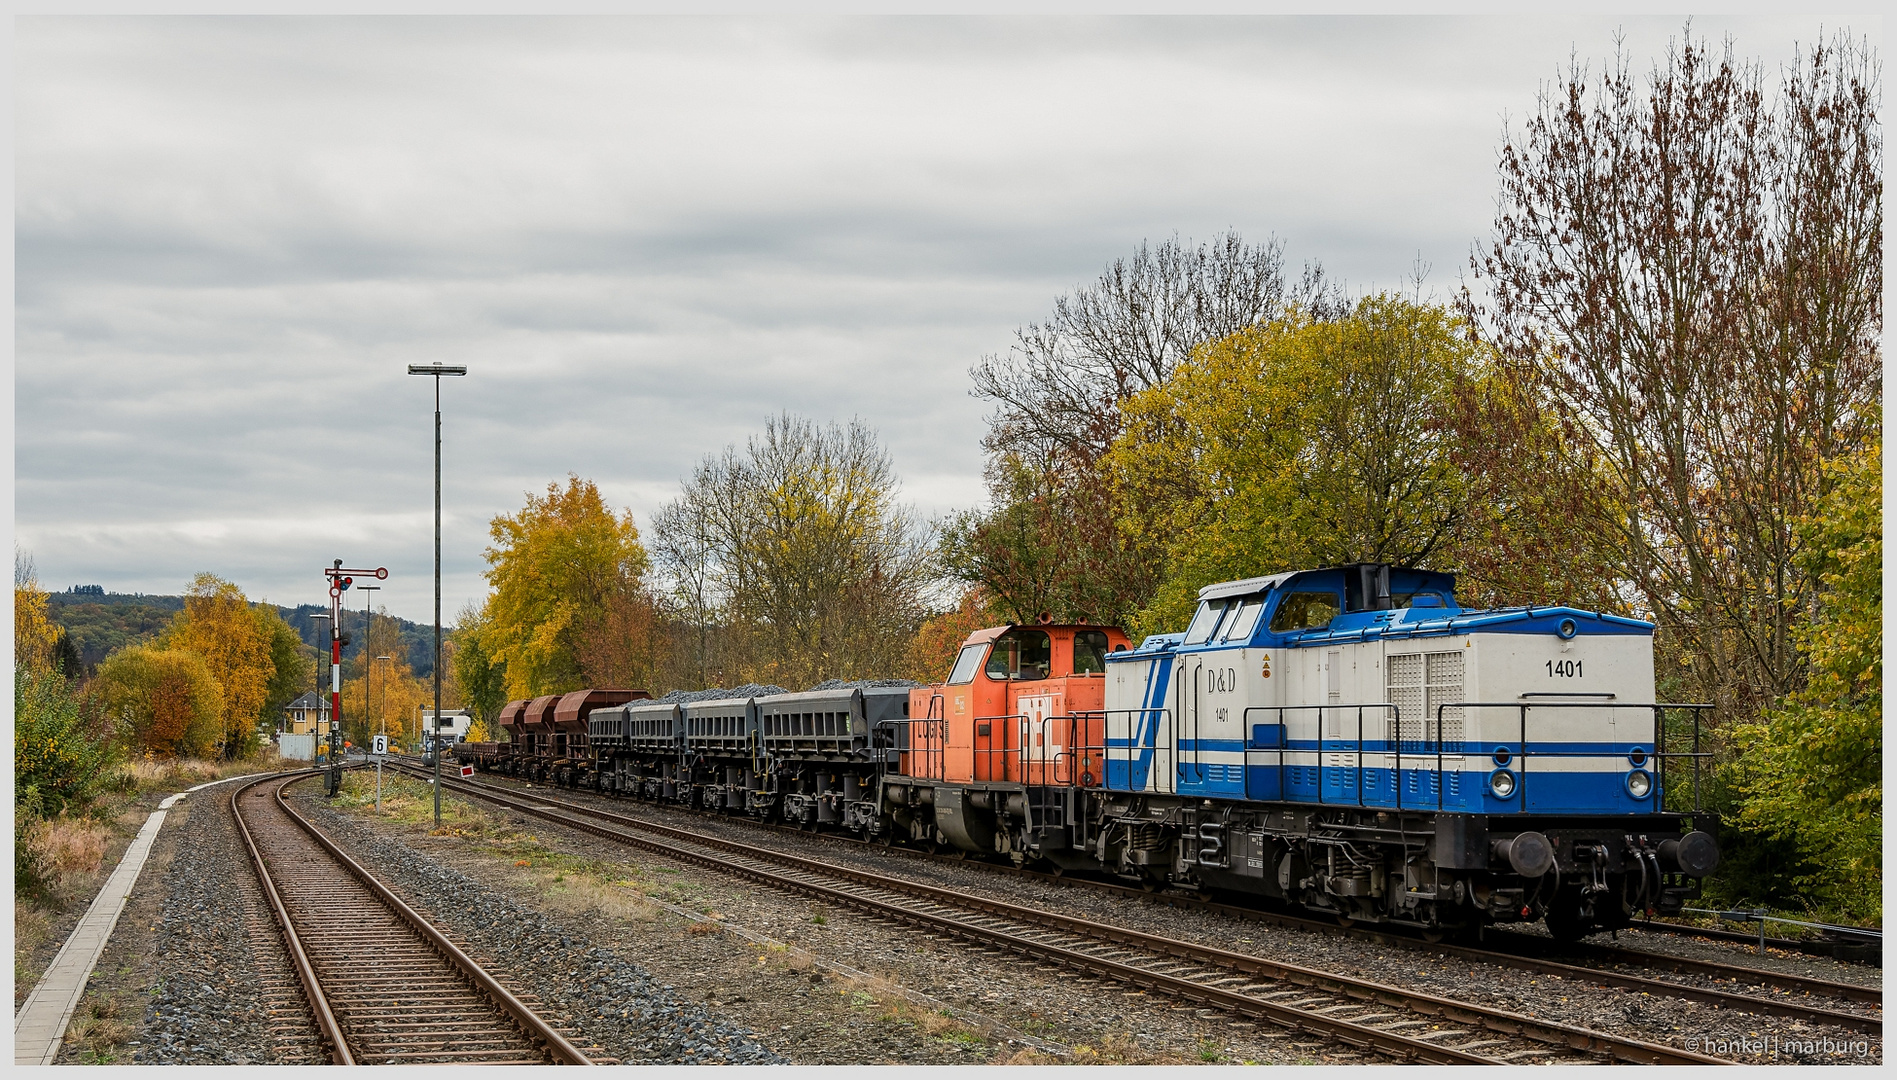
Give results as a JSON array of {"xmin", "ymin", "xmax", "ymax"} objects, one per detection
[
  {"xmin": 1182, "ymin": 601, "xmax": 1226, "ymax": 644},
  {"xmin": 1221, "ymin": 597, "xmax": 1265, "ymax": 642},
  {"xmin": 947, "ymin": 643, "xmax": 986, "ymax": 685}
]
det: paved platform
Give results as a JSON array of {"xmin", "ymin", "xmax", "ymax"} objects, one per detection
[{"xmin": 13, "ymin": 771, "xmax": 281, "ymax": 1066}]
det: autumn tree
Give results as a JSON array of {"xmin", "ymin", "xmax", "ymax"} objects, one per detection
[
  {"xmin": 902, "ymin": 586, "xmax": 1001, "ymax": 683},
  {"xmin": 164, "ymin": 574, "xmax": 274, "ymax": 758},
  {"xmin": 15, "ymin": 551, "xmax": 124, "ymax": 855},
  {"xmin": 1465, "ymin": 27, "xmax": 1882, "ymax": 720},
  {"xmin": 652, "ymin": 415, "xmax": 932, "ymax": 689},
  {"xmin": 1729, "ymin": 440, "xmax": 1881, "ymax": 919},
  {"xmin": 91, "ymin": 646, "xmax": 224, "ymax": 759},
  {"xmin": 479, "ymin": 475, "xmax": 652, "ymax": 700},
  {"xmin": 955, "ymin": 232, "xmax": 1342, "ymax": 628},
  {"xmin": 1107, "ymin": 297, "xmax": 1494, "ymax": 635},
  {"xmin": 14, "ymin": 550, "xmax": 60, "ymax": 675},
  {"xmin": 254, "ymin": 602, "xmax": 313, "ymax": 731},
  {"xmin": 338, "ymin": 606, "xmax": 432, "ymax": 747},
  {"xmin": 452, "ymin": 602, "xmax": 509, "ymax": 731}
]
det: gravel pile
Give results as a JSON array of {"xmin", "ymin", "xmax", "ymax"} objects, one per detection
[
  {"xmin": 131, "ymin": 795, "xmax": 277, "ymax": 1065},
  {"xmin": 298, "ymin": 797, "xmax": 785, "ymax": 1065},
  {"xmin": 657, "ymin": 685, "xmax": 788, "ymax": 704},
  {"xmin": 805, "ymin": 679, "xmax": 922, "ymax": 691}
]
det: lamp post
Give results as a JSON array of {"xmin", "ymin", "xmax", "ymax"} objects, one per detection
[{"xmin": 408, "ymin": 363, "xmax": 467, "ymax": 829}]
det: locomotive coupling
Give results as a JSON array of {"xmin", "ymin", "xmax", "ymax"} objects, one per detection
[
  {"xmin": 1658, "ymin": 831, "xmax": 1720, "ymax": 876},
  {"xmin": 1491, "ymin": 831, "xmax": 1554, "ymax": 878}
]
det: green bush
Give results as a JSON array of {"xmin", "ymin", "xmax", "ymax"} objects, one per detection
[{"xmin": 15, "ymin": 667, "xmax": 124, "ymax": 893}]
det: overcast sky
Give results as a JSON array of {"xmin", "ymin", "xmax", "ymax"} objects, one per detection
[{"xmin": 13, "ymin": 15, "xmax": 1848, "ymax": 623}]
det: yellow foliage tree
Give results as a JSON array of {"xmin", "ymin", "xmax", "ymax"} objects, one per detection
[
  {"xmin": 14, "ymin": 552, "xmax": 60, "ymax": 675},
  {"xmin": 481, "ymin": 475, "xmax": 650, "ymax": 700},
  {"xmin": 1109, "ymin": 298, "xmax": 1486, "ymax": 636},
  {"xmin": 167, "ymin": 573, "xmax": 273, "ymax": 758},
  {"xmin": 91, "ymin": 646, "xmax": 225, "ymax": 759}
]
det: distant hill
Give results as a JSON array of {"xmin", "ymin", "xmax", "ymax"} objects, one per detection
[{"xmin": 48, "ymin": 587, "xmax": 438, "ymax": 678}]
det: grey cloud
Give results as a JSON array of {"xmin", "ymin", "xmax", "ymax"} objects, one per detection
[{"xmin": 15, "ymin": 14, "xmax": 1838, "ymax": 619}]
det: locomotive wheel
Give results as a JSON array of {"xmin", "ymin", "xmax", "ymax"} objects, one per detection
[
  {"xmin": 1335, "ymin": 913, "xmax": 1355, "ymax": 928},
  {"xmin": 1421, "ymin": 929, "xmax": 1447, "ymax": 944}
]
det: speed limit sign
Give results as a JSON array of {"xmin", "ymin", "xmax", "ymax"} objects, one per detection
[{"xmin": 372, "ymin": 734, "xmax": 388, "ymax": 757}]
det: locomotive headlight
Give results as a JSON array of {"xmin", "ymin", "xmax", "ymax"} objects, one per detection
[
  {"xmin": 1489, "ymin": 769, "xmax": 1517, "ymax": 799},
  {"xmin": 1626, "ymin": 769, "xmax": 1653, "ymax": 799}
]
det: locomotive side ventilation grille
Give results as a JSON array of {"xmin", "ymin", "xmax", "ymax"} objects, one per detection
[{"xmin": 1387, "ymin": 651, "xmax": 1464, "ymax": 749}]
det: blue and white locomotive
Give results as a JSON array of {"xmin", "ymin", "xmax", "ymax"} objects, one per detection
[{"xmin": 1095, "ymin": 563, "xmax": 1718, "ymax": 940}]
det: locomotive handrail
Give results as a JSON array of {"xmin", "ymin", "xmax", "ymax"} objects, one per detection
[
  {"xmin": 1238, "ymin": 704, "xmax": 1401, "ymax": 808},
  {"xmin": 1086, "ymin": 707, "xmax": 1173, "ymax": 791},
  {"xmin": 875, "ymin": 715, "xmax": 946, "ymax": 782}
]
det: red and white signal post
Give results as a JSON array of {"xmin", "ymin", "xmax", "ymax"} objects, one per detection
[{"xmin": 323, "ymin": 559, "xmax": 388, "ymax": 796}]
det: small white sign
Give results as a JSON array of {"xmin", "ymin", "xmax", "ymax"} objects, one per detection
[{"xmin": 372, "ymin": 734, "xmax": 388, "ymax": 757}]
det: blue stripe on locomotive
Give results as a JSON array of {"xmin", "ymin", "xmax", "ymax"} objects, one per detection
[{"xmin": 1103, "ymin": 635, "xmax": 1177, "ymax": 792}]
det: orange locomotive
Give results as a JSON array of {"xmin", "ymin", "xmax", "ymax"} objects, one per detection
[{"xmin": 903, "ymin": 623, "xmax": 1131, "ymax": 786}]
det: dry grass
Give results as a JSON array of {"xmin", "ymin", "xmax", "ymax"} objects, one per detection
[
  {"xmin": 22, "ymin": 816, "xmax": 111, "ymax": 883},
  {"xmin": 331, "ymin": 771, "xmax": 661, "ymax": 925},
  {"xmin": 838, "ymin": 971, "xmax": 998, "ymax": 1049},
  {"xmin": 115, "ymin": 754, "xmax": 290, "ymax": 798},
  {"xmin": 1060, "ymin": 1033, "xmax": 1193, "ymax": 1065},
  {"xmin": 15, "ymin": 906, "xmax": 54, "ymax": 997},
  {"xmin": 62, "ymin": 993, "xmax": 133, "ymax": 1063}
]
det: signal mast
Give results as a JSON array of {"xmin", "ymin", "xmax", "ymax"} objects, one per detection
[{"xmin": 323, "ymin": 560, "xmax": 388, "ymax": 796}]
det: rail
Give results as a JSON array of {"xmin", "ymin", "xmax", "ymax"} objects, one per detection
[{"xmin": 231, "ymin": 770, "xmax": 592, "ymax": 1065}]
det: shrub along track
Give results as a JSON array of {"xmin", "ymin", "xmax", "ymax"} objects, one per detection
[
  {"xmin": 230, "ymin": 771, "xmax": 596, "ymax": 1066},
  {"xmin": 404, "ymin": 764, "xmax": 1735, "ymax": 1065}
]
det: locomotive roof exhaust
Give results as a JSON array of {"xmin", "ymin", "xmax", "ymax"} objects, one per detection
[{"xmin": 1344, "ymin": 563, "xmax": 1393, "ymax": 612}]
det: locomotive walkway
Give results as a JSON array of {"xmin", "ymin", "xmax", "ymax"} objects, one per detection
[{"xmin": 406, "ymin": 765, "xmax": 1735, "ymax": 1065}]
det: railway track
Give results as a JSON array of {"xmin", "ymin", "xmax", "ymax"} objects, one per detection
[
  {"xmin": 405, "ymin": 763, "xmax": 1727, "ymax": 1065},
  {"xmin": 435, "ymin": 762, "xmax": 1880, "ymax": 1035},
  {"xmin": 1626, "ymin": 917, "xmax": 1882, "ymax": 963},
  {"xmin": 230, "ymin": 770, "xmax": 594, "ymax": 1066}
]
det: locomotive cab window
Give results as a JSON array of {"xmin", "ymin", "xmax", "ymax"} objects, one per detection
[
  {"xmin": 1269, "ymin": 591, "xmax": 1340, "ymax": 633},
  {"xmin": 947, "ymin": 643, "xmax": 987, "ymax": 685},
  {"xmin": 1183, "ymin": 600, "xmax": 1227, "ymax": 645},
  {"xmin": 1073, "ymin": 630, "xmax": 1111, "ymax": 674},
  {"xmin": 986, "ymin": 629, "xmax": 1053, "ymax": 680},
  {"xmin": 1221, "ymin": 597, "xmax": 1265, "ymax": 643}
]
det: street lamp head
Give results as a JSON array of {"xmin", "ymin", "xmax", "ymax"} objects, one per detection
[{"xmin": 407, "ymin": 365, "xmax": 468, "ymax": 376}]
